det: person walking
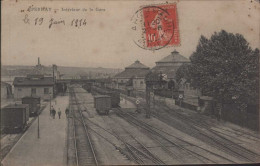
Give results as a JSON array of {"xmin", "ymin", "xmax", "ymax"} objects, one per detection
[
  {"xmin": 52, "ymin": 108, "xmax": 56, "ymax": 119},
  {"xmin": 65, "ymin": 107, "xmax": 69, "ymax": 118},
  {"xmin": 50, "ymin": 106, "xmax": 54, "ymax": 116},
  {"xmin": 58, "ymin": 108, "xmax": 61, "ymax": 119}
]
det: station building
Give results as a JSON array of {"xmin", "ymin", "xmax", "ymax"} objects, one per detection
[
  {"xmin": 13, "ymin": 74, "xmax": 54, "ymax": 100},
  {"xmin": 113, "ymin": 60, "xmax": 150, "ymax": 91},
  {"xmin": 151, "ymin": 50, "xmax": 190, "ymax": 88}
]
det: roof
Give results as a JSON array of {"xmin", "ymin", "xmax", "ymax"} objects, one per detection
[
  {"xmin": 114, "ymin": 68, "xmax": 150, "ymax": 79},
  {"xmin": 94, "ymin": 95, "xmax": 111, "ymax": 98},
  {"xmin": 114, "ymin": 60, "xmax": 150, "ymax": 79},
  {"xmin": 22, "ymin": 96, "xmax": 41, "ymax": 99},
  {"xmin": 13, "ymin": 76, "xmax": 54, "ymax": 86},
  {"xmin": 3, "ymin": 104, "xmax": 29, "ymax": 109},
  {"xmin": 95, "ymin": 78, "xmax": 112, "ymax": 83},
  {"xmin": 1, "ymin": 81, "xmax": 12, "ymax": 87},
  {"xmin": 125, "ymin": 60, "xmax": 149, "ymax": 69},
  {"xmin": 156, "ymin": 50, "xmax": 190, "ymax": 64}
]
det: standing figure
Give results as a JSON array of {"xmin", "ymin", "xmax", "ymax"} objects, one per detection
[
  {"xmin": 52, "ymin": 108, "xmax": 56, "ymax": 119},
  {"xmin": 58, "ymin": 108, "xmax": 61, "ymax": 119},
  {"xmin": 50, "ymin": 106, "xmax": 54, "ymax": 116},
  {"xmin": 65, "ymin": 107, "xmax": 69, "ymax": 118}
]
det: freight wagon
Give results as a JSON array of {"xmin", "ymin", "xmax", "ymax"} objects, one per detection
[
  {"xmin": 91, "ymin": 86, "xmax": 120, "ymax": 107},
  {"xmin": 0, "ymin": 104, "xmax": 29, "ymax": 133},
  {"xmin": 94, "ymin": 95, "xmax": 111, "ymax": 115},
  {"xmin": 22, "ymin": 96, "xmax": 41, "ymax": 116}
]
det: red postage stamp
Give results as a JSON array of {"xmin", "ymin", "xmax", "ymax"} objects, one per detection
[
  {"xmin": 143, "ymin": 4, "xmax": 179, "ymax": 48},
  {"xmin": 131, "ymin": 3, "xmax": 180, "ymax": 50}
]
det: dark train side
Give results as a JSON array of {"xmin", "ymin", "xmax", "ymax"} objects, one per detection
[
  {"xmin": 94, "ymin": 95, "xmax": 111, "ymax": 115},
  {"xmin": 83, "ymin": 84, "xmax": 120, "ymax": 108},
  {"xmin": 22, "ymin": 96, "xmax": 41, "ymax": 116},
  {"xmin": 0, "ymin": 104, "xmax": 29, "ymax": 133}
]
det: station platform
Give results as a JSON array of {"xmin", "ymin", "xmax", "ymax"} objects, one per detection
[
  {"xmin": 1, "ymin": 95, "xmax": 69, "ymax": 166},
  {"xmin": 119, "ymin": 96, "xmax": 136, "ymax": 109}
]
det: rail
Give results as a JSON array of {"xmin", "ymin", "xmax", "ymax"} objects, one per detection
[{"xmin": 70, "ymin": 87, "xmax": 98, "ymax": 166}]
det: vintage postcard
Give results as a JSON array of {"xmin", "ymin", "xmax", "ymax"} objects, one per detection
[{"xmin": 1, "ymin": 0, "xmax": 260, "ymax": 165}]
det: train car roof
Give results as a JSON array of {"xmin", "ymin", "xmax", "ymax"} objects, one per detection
[
  {"xmin": 2, "ymin": 104, "xmax": 29, "ymax": 109},
  {"xmin": 94, "ymin": 95, "xmax": 111, "ymax": 98}
]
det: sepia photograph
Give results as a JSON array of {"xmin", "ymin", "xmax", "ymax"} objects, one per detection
[{"xmin": 1, "ymin": 0, "xmax": 260, "ymax": 165}]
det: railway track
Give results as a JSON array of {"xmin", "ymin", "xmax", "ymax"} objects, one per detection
[
  {"xmin": 73, "ymin": 87, "xmax": 166, "ymax": 165},
  {"xmin": 115, "ymin": 109, "xmax": 224, "ymax": 164},
  {"xmin": 153, "ymin": 104, "xmax": 260, "ymax": 162},
  {"xmin": 123, "ymin": 94, "xmax": 260, "ymax": 162},
  {"xmin": 72, "ymin": 89, "xmax": 164, "ymax": 164},
  {"xmin": 105, "ymin": 116, "xmax": 165, "ymax": 165},
  {"xmin": 70, "ymin": 88, "xmax": 98, "ymax": 166}
]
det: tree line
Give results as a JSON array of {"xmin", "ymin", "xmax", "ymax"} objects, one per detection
[{"xmin": 176, "ymin": 30, "xmax": 259, "ymax": 109}]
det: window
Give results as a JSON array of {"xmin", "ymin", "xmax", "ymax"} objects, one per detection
[
  {"xmin": 140, "ymin": 81, "xmax": 143, "ymax": 84},
  {"xmin": 18, "ymin": 88, "xmax": 22, "ymax": 91},
  {"xmin": 44, "ymin": 88, "xmax": 49, "ymax": 94},
  {"xmin": 31, "ymin": 88, "xmax": 36, "ymax": 95}
]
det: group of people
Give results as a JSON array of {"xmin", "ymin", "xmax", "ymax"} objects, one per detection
[
  {"xmin": 50, "ymin": 106, "xmax": 62, "ymax": 119},
  {"xmin": 49, "ymin": 99, "xmax": 71, "ymax": 119},
  {"xmin": 50, "ymin": 106, "xmax": 70, "ymax": 119}
]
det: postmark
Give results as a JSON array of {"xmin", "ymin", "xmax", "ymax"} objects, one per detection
[{"xmin": 131, "ymin": 3, "xmax": 180, "ymax": 50}]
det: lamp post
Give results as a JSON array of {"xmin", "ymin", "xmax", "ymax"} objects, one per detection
[
  {"xmin": 37, "ymin": 110, "xmax": 40, "ymax": 139},
  {"xmin": 49, "ymin": 92, "xmax": 52, "ymax": 114}
]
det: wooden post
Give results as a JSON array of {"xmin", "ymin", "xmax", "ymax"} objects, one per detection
[
  {"xmin": 146, "ymin": 86, "xmax": 151, "ymax": 118},
  {"xmin": 37, "ymin": 114, "xmax": 40, "ymax": 139}
]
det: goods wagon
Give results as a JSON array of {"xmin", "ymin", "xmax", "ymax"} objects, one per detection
[
  {"xmin": 22, "ymin": 96, "xmax": 41, "ymax": 116},
  {"xmin": 91, "ymin": 86, "xmax": 120, "ymax": 107},
  {"xmin": 1, "ymin": 104, "xmax": 29, "ymax": 133},
  {"xmin": 94, "ymin": 95, "xmax": 111, "ymax": 115}
]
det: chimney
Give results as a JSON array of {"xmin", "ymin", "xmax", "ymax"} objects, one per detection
[{"xmin": 38, "ymin": 57, "xmax": 40, "ymax": 65}]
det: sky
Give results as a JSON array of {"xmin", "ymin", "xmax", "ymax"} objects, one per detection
[{"xmin": 2, "ymin": 0, "xmax": 259, "ymax": 69}]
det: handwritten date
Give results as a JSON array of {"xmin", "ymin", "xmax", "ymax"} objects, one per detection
[{"xmin": 23, "ymin": 14, "xmax": 87, "ymax": 29}]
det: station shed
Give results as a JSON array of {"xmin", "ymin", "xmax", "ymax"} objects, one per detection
[{"xmin": 13, "ymin": 74, "xmax": 54, "ymax": 100}]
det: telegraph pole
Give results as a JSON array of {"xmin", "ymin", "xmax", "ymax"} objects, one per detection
[
  {"xmin": 145, "ymin": 86, "xmax": 151, "ymax": 118},
  {"xmin": 38, "ymin": 113, "xmax": 40, "ymax": 139}
]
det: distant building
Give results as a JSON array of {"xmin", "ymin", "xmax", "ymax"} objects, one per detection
[
  {"xmin": 34, "ymin": 57, "xmax": 45, "ymax": 74},
  {"xmin": 52, "ymin": 64, "xmax": 60, "ymax": 80},
  {"xmin": 113, "ymin": 60, "xmax": 150, "ymax": 91},
  {"xmin": 1, "ymin": 82, "xmax": 12, "ymax": 99},
  {"xmin": 13, "ymin": 74, "xmax": 54, "ymax": 100},
  {"xmin": 151, "ymin": 50, "xmax": 190, "ymax": 88},
  {"xmin": 32, "ymin": 57, "xmax": 60, "ymax": 80}
]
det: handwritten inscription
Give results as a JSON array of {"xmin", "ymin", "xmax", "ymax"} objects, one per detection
[
  {"xmin": 23, "ymin": 14, "xmax": 87, "ymax": 29},
  {"xmin": 25, "ymin": 5, "xmax": 106, "ymax": 13},
  {"xmin": 21, "ymin": 5, "xmax": 106, "ymax": 29}
]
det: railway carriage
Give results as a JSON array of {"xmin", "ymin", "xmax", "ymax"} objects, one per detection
[
  {"xmin": 0, "ymin": 104, "xmax": 29, "ymax": 133},
  {"xmin": 22, "ymin": 96, "xmax": 41, "ymax": 116},
  {"xmin": 91, "ymin": 86, "xmax": 120, "ymax": 107},
  {"xmin": 94, "ymin": 95, "xmax": 111, "ymax": 115}
]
